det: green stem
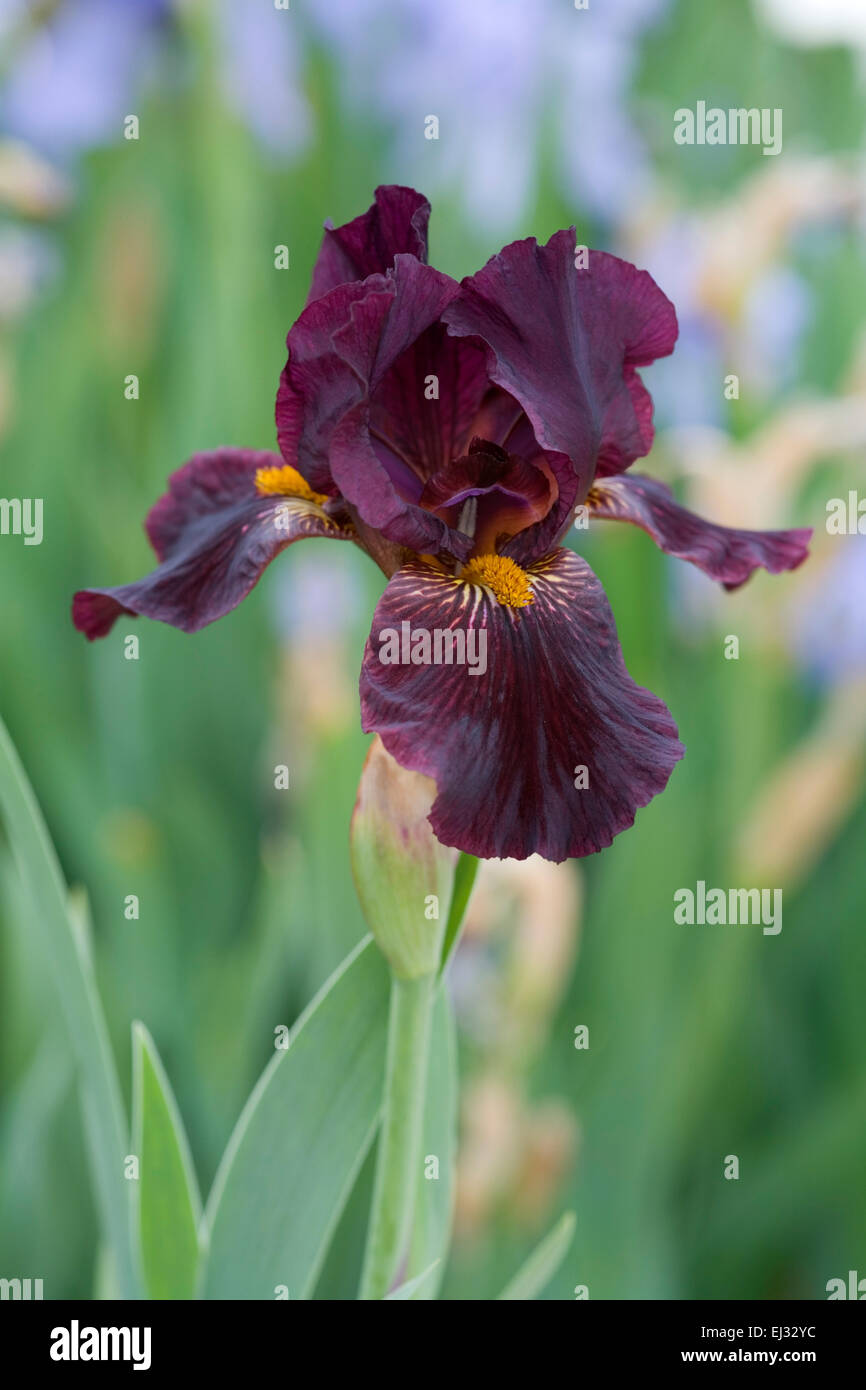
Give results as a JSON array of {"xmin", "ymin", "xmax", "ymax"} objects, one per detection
[{"xmin": 359, "ymin": 971, "xmax": 436, "ymax": 1300}]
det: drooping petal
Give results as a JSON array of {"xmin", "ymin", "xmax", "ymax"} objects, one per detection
[
  {"xmin": 360, "ymin": 549, "xmax": 684, "ymax": 862},
  {"xmin": 72, "ymin": 449, "xmax": 353, "ymax": 640},
  {"xmin": 307, "ymin": 184, "xmax": 430, "ymax": 303},
  {"xmin": 442, "ymin": 233, "xmax": 678, "ymax": 526},
  {"xmin": 588, "ymin": 473, "xmax": 812, "ymax": 589},
  {"xmin": 276, "ymin": 256, "xmax": 477, "ymax": 559}
]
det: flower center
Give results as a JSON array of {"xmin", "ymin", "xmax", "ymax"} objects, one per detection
[
  {"xmin": 255, "ymin": 464, "xmax": 328, "ymax": 506},
  {"xmin": 419, "ymin": 437, "xmax": 555, "ymax": 556},
  {"xmin": 461, "ymin": 553, "xmax": 534, "ymax": 608}
]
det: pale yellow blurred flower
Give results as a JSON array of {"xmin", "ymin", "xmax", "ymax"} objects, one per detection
[
  {"xmin": 96, "ymin": 196, "xmax": 166, "ymax": 360},
  {"xmin": 0, "ymin": 139, "xmax": 70, "ymax": 219},
  {"xmin": 736, "ymin": 678, "xmax": 866, "ymax": 887},
  {"xmin": 455, "ymin": 1074, "xmax": 579, "ymax": 1239},
  {"xmin": 627, "ymin": 156, "xmax": 864, "ymax": 335},
  {"xmin": 462, "ymin": 854, "xmax": 581, "ymax": 1066}
]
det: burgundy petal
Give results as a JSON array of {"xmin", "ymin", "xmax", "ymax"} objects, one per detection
[
  {"xmin": 277, "ymin": 257, "xmax": 476, "ymax": 559},
  {"xmin": 307, "ymin": 185, "xmax": 430, "ymax": 303},
  {"xmin": 360, "ymin": 549, "xmax": 684, "ymax": 862},
  {"xmin": 588, "ymin": 473, "xmax": 812, "ymax": 589},
  {"xmin": 595, "ymin": 364, "xmax": 655, "ymax": 478},
  {"xmin": 419, "ymin": 439, "xmax": 555, "ymax": 554},
  {"xmin": 368, "ymin": 323, "xmax": 490, "ymax": 487},
  {"xmin": 432, "ymin": 387, "xmax": 574, "ymax": 562},
  {"xmin": 442, "ymin": 234, "xmax": 677, "ymax": 510},
  {"xmin": 72, "ymin": 449, "xmax": 353, "ymax": 640}
]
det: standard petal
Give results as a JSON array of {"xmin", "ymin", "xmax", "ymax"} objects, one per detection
[
  {"xmin": 360, "ymin": 549, "xmax": 684, "ymax": 862},
  {"xmin": 366, "ymin": 323, "xmax": 490, "ymax": 487},
  {"xmin": 277, "ymin": 256, "xmax": 477, "ymax": 559},
  {"xmin": 442, "ymin": 233, "xmax": 677, "ymax": 515},
  {"xmin": 72, "ymin": 449, "xmax": 353, "ymax": 640},
  {"xmin": 307, "ymin": 185, "xmax": 430, "ymax": 303},
  {"xmin": 588, "ymin": 473, "xmax": 812, "ymax": 589}
]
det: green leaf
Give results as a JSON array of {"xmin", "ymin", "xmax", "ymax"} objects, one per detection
[
  {"xmin": 498, "ymin": 1212, "xmax": 577, "ymax": 1301},
  {"xmin": 439, "ymin": 853, "xmax": 478, "ymax": 974},
  {"xmin": 385, "ymin": 1260, "xmax": 441, "ymax": 1300},
  {"xmin": 407, "ymin": 988, "xmax": 457, "ymax": 1298},
  {"xmin": 0, "ymin": 715, "xmax": 139, "ymax": 1298},
  {"xmin": 201, "ymin": 936, "xmax": 390, "ymax": 1300},
  {"xmin": 132, "ymin": 1022, "xmax": 203, "ymax": 1299}
]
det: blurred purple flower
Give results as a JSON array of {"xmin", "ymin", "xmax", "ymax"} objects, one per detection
[
  {"xmin": 0, "ymin": 0, "xmax": 169, "ymax": 160},
  {"xmin": 742, "ymin": 267, "xmax": 812, "ymax": 393},
  {"xmin": 0, "ymin": 0, "xmax": 310, "ymax": 164},
  {"xmin": 638, "ymin": 218, "xmax": 725, "ymax": 429},
  {"xmin": 0, "ymin": 223, "xmax": 59, "ymax": 319},
  {"xmin": 307, "ymin": 0, "xmax": 670, "ymax": 231},
  {"xmin": 789, "ymin": 537, "xmax": 866, "ymax": 685},
  {"xmin": 637, "ymin": 221, "xmax": 812, "ymax": 428},
  {"xmin": 216, "ymin": 0, "xmax": 310, "ymax": 159},
  {"xmin": 270, "ymin": 546, "xmax": 364, "ymax": 645},
  {"xmin": 555, "ymin": 0, "xmax": 670, "ymax": 224}
]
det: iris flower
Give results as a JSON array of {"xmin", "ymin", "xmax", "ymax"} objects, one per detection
[{"xmin": 72, "ymin": 186, "xmax": 811, "ymax": 862}]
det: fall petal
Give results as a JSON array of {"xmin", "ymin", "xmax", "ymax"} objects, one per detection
[
  {"xmin": 360, "ymin": 549, "xmax": 684, "ymax": 862},
  {"xmin": 72, "ymin": 449, "xmax": 353, "ymax": 639}
]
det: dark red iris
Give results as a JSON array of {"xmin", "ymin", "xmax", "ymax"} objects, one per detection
[{"xmin": 72, "ymin": 186, "xmax": 811, "ymax": 862}]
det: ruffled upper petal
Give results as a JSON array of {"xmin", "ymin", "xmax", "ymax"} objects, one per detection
[
  {"xmin": 72, "ymin": 449, "xmax": 353, "ymax": 639},
  {"xmin": 366, "ymin": 323, "xmax": 490, "ymax": 488},
  {"xmin": 307, "ymin": 185, "xmax": 431, "ymax": 303},
  {"xmin": 442, "ymin": 234, "xmax": 678, "ymax": 513},
  {"xmin": 360, "ymin": 548, "xmax": 684, "ymax": 862},
  {"xmin": 277, "ymin": 256, "xmax": 481, "ymax": 560},
  {"xmin": 588, "ymin": 473, "xmax": 812, "ymax": 589}
]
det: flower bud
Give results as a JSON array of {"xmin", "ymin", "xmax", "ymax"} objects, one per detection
[{"xmin": 350, "ymin": 736, "xmax": 457, "ymax": 978}]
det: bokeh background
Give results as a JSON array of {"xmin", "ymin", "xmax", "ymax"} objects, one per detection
[{"xmin": 1, "ymin": 0, "xmax": 865, "ymax": 1300}]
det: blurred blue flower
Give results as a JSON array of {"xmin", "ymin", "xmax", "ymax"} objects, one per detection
[
  {"xmin": 743, "ymin": 267, "xmax": 812, "ymax": 393},
  {"xmin": 270, "ymin": 546, "xmax": 365, "ymax": 645},
  {"xmin": 0, "ymin": 223, "xmax": 59, "ymax": 319},
  {"xmin": 307, "ymin": 0, "xmax": 670, "ymax": 232},
  {"xmin": 0, "ymin": 0, "xmax": 169, "ymax": 160},
  {"xmin": 555, "ymin": 0, "xmax": 670, "ymax": 223},
  {"xmin": 638, "ymin": 220, "xmax": 812, "ymax": 428},
  {"xmin": 789, "ymin": 536, "xmax": 866, "ymax": 685},
  {"xmin": 639, "ymin": 217, "xmax": 725, "ymax": 429},
  {"xmin": 0, "ymin": 0, "xmax": 310, "ymax": 164},
  {"xmin": 215, "ymin": 0, "xmax": 310, "ymax": 160}
]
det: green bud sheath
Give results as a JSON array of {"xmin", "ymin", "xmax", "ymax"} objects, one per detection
[{"xmin": 350, "ymin": 736, "xmax": 457, "ymax": 979}]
